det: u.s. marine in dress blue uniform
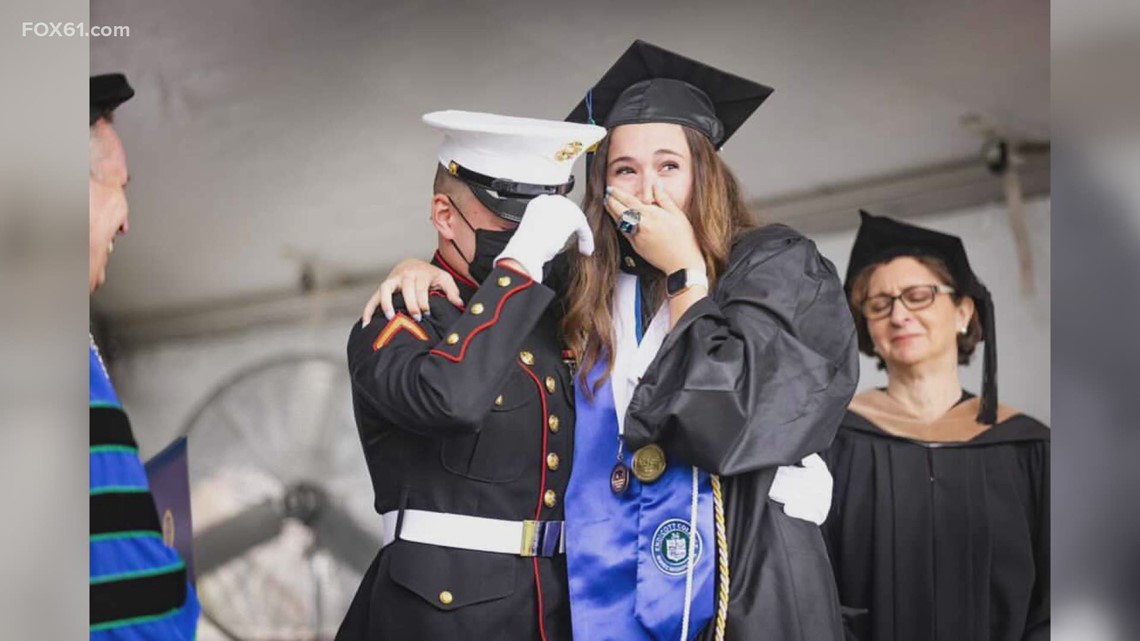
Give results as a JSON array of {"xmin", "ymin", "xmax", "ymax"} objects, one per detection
[{"xmin": 337, "ymin": 110, "xmax": 605, "ymax": 641}]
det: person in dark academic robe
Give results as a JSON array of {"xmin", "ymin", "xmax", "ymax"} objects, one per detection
[
  {"xmin": 555, "ymin": 41, "xmax": 859, "ymax": 641},
  {"xmin": 822, "ymin": 211, "xmax": 1050, "ymax": 641},
  {"xmin": 89, "ymin": 73, "xmax": 201, "ymax": 641}
]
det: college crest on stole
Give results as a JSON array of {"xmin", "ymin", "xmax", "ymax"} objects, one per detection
[{"xmin": 651, "ymin": 518, "xmax": 703, "ymax": 576}]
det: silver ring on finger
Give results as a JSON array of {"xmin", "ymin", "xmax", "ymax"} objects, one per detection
[{"xmin": 618, "ymin": 208, "xmax": 641, "ymax": 235}]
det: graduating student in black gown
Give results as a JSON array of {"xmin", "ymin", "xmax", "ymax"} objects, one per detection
[{"xmin": 822, "ymin": 211, "xmax": 1049, "ymax": 641}]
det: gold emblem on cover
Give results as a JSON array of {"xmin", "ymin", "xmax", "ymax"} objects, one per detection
[{"xmin": 554, "ymin": 140, "xmax": 584, "ymax": 162}]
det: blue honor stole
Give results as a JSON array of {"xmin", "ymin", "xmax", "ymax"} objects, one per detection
[{"xmin": 565, "ymin": 275, "xmax": 715, "ymax": 640}]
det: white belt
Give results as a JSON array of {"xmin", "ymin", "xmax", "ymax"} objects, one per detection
[{"xmin": 381, "ymin": 509, "xmax": 566, "ymax": 557}]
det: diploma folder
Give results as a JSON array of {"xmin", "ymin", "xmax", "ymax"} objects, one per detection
[{"xmin": 144, "ymin": 436, "xmax": 196, "ymax": 583}]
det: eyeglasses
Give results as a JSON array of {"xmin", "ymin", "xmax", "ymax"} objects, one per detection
[{"xmin": 861, "ymin": 284, "xmax": 956, "ymax": 320}]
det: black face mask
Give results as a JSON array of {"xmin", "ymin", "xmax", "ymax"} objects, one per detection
[{"xmin": 449, "ymin": 196, "xmax": 516, "ymax": 283}]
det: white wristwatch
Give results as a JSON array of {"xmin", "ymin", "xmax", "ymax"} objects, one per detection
[{"xmin": 666, "ymin": 267, "xmax": 710, "ymax": 298}]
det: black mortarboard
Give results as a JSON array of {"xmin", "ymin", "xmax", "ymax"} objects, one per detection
[
  {"xmin": 90, "ymin": 73, "xmax": 134, "ymax": 126},
  {"xmin": 566, "ymin": 40, "xmax": 773, "ymax": 149},
  {"xmin": 846, "ymin": 210, "xmax": 999, "ymax": 424}
]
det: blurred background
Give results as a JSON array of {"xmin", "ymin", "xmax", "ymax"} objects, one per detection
[{"xmin": 86, "ymin": 1, "xmax": 1053, "ymax": 639}]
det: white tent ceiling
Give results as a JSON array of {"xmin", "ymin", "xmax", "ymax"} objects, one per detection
[{"xmin": 91, "ymin": 0, "xmax": 1048, "ymax": 319}]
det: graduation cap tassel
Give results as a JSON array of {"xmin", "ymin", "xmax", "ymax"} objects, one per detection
[{"xmin": 978, "ymin": 292, "xmax": 998, "ymax": 425}]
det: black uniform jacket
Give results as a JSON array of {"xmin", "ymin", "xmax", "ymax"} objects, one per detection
[
  {"xmin": 337, "ymin": 253, "xmax": 575, "ymax": 641},
  {"xmin": 823, "ymin": 392, "xmax": 1050, "ymax": 641},
  {"xmin": 623, "ymin": 225, "xmax": 861, "ymax": 641}
]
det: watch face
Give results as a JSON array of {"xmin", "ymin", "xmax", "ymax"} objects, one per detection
[{"xmin": 667, "ymin": 269, "xmax": 688, "ymax": 295}]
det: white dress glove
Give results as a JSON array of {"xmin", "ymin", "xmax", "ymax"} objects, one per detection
[
  {"xmin": 496, "ymin": 194, "xmax": 594, "ymax": 282},
  {"xmin": 768, "ymin": 454, "xmax": 834, "ymax": 525}
]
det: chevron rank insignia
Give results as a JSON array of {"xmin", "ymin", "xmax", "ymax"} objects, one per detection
[{"xmin": 373, "ymin": 313, "xmax": 429, "ymax": 351}]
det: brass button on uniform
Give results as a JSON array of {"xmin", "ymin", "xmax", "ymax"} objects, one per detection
[
  {"xmin": 439, "ymin": 590, "xmax": 454, "ymax": 605},
  {"xmin": 494, "ymin": 395, "xmax": 504, "ymax": 407},
  {"xmin": 543, "ymin": 489, "xmax": 557, "ymax": 508},
  {"xmin": 519, "ymin": 351, "xmax": 535, "ymax": 366},
  {"xmin": 548, "ymin": 414, "xmax": 560, "ymax": 433},
  {"xmin": 498, "ymin": 276, "xmax": 512, "ymax": 287},
  {"xmin": 470, "ymin": 302, "xmax": 485, "ymax": 315},
  {"xmin": 545, "ymin": 376, "xmax": 556, "ymax": 393},
  {"xmin": 546, "ymin": 452, "xmax": 560, "ymax": 471},
  {"xmin": 446, "ymin": 333, "xmax": 460, "ymax": 345}
]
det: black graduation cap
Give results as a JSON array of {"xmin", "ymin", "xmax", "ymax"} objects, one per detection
[
  {"xmin": 846, "ymin": 210, "xmax": 999, "ymax": 424},
  {"xmin": 90, "ymin": 73, "xmax": 134, "ymax": 126},
  {"xmin": 566, "ymin": 40, "xmax": 773, "ymax": 149}
]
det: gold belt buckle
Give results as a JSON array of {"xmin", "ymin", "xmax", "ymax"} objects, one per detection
[{"xmin": 520, "ymin": 519, "xmax": 538, "ymax": 557}]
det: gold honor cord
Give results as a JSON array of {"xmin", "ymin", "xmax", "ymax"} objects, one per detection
[{"xmin": 711, "ymin": 474, "xmax": 729, "ymax": 641}]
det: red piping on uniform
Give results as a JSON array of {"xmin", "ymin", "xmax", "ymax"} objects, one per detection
[
  {"xmin": 519, "ymin": 361, "xmax": 551, "ymax": 641},
  {"xmin": 428, "ymin": 289, "xmax": 465, "ymax": 311},
  {"xmin": 433, "ymin": 250, "xmax": 479, "ymax": 289},
  {"xmin": 533, "ymin": 558, "xmax": 548, "ymax": 641},
  {"xmin": 429, "ymin": 279, "xmax": 533, "ymax": 363},
  {"xmin": 495, "ymin": 260, "xmax": 533, "ymax": 281}
]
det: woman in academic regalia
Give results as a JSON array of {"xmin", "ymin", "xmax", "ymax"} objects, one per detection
[
  {"xmin": 822, "ymin": 211, "xmax": 1050, "ymax": 641},
  {"xmin": 558, "ymin": 41, "xmax": 859, "ymax": 641}
]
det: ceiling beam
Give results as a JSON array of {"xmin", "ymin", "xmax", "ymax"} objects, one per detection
[{"xmin": 750, "ymin": 148, "xmax": 1050, "ymax": 234}]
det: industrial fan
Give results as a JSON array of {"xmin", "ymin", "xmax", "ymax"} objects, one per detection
[{"xmin": 181, "ymin": 353, "xmax": 381, "ymax": 641}]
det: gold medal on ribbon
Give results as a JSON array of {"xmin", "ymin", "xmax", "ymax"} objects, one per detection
[{"xmin": 631, "ymin": 444, "xmax": 667, "ymax": 483}]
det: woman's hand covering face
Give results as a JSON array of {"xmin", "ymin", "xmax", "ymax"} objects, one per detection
[{"xmin": 605, "ymin": 183, "xmax": 704, "ymax": 274}]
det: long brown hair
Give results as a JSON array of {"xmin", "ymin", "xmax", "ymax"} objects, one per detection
[{"xmin": 563, "ymin": 126, "xmax": 756, "ymax": 395}]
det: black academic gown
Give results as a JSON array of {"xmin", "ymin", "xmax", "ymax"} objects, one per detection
[
  {"xmin": 623, "ymin": 224, "xmax": 860, "ymax": 641},
  {"xmin": 337, "ymin": 253, "xmax": 575, "ymax": 641},
  {"xmin": 822, "ymin": 396, "xmax": 1051, "ymax": 641}
]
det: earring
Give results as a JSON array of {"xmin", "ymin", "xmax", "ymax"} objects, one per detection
[{"xmin": 959, "ymin": 326, "xmax": 967, "ymax": 335}]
